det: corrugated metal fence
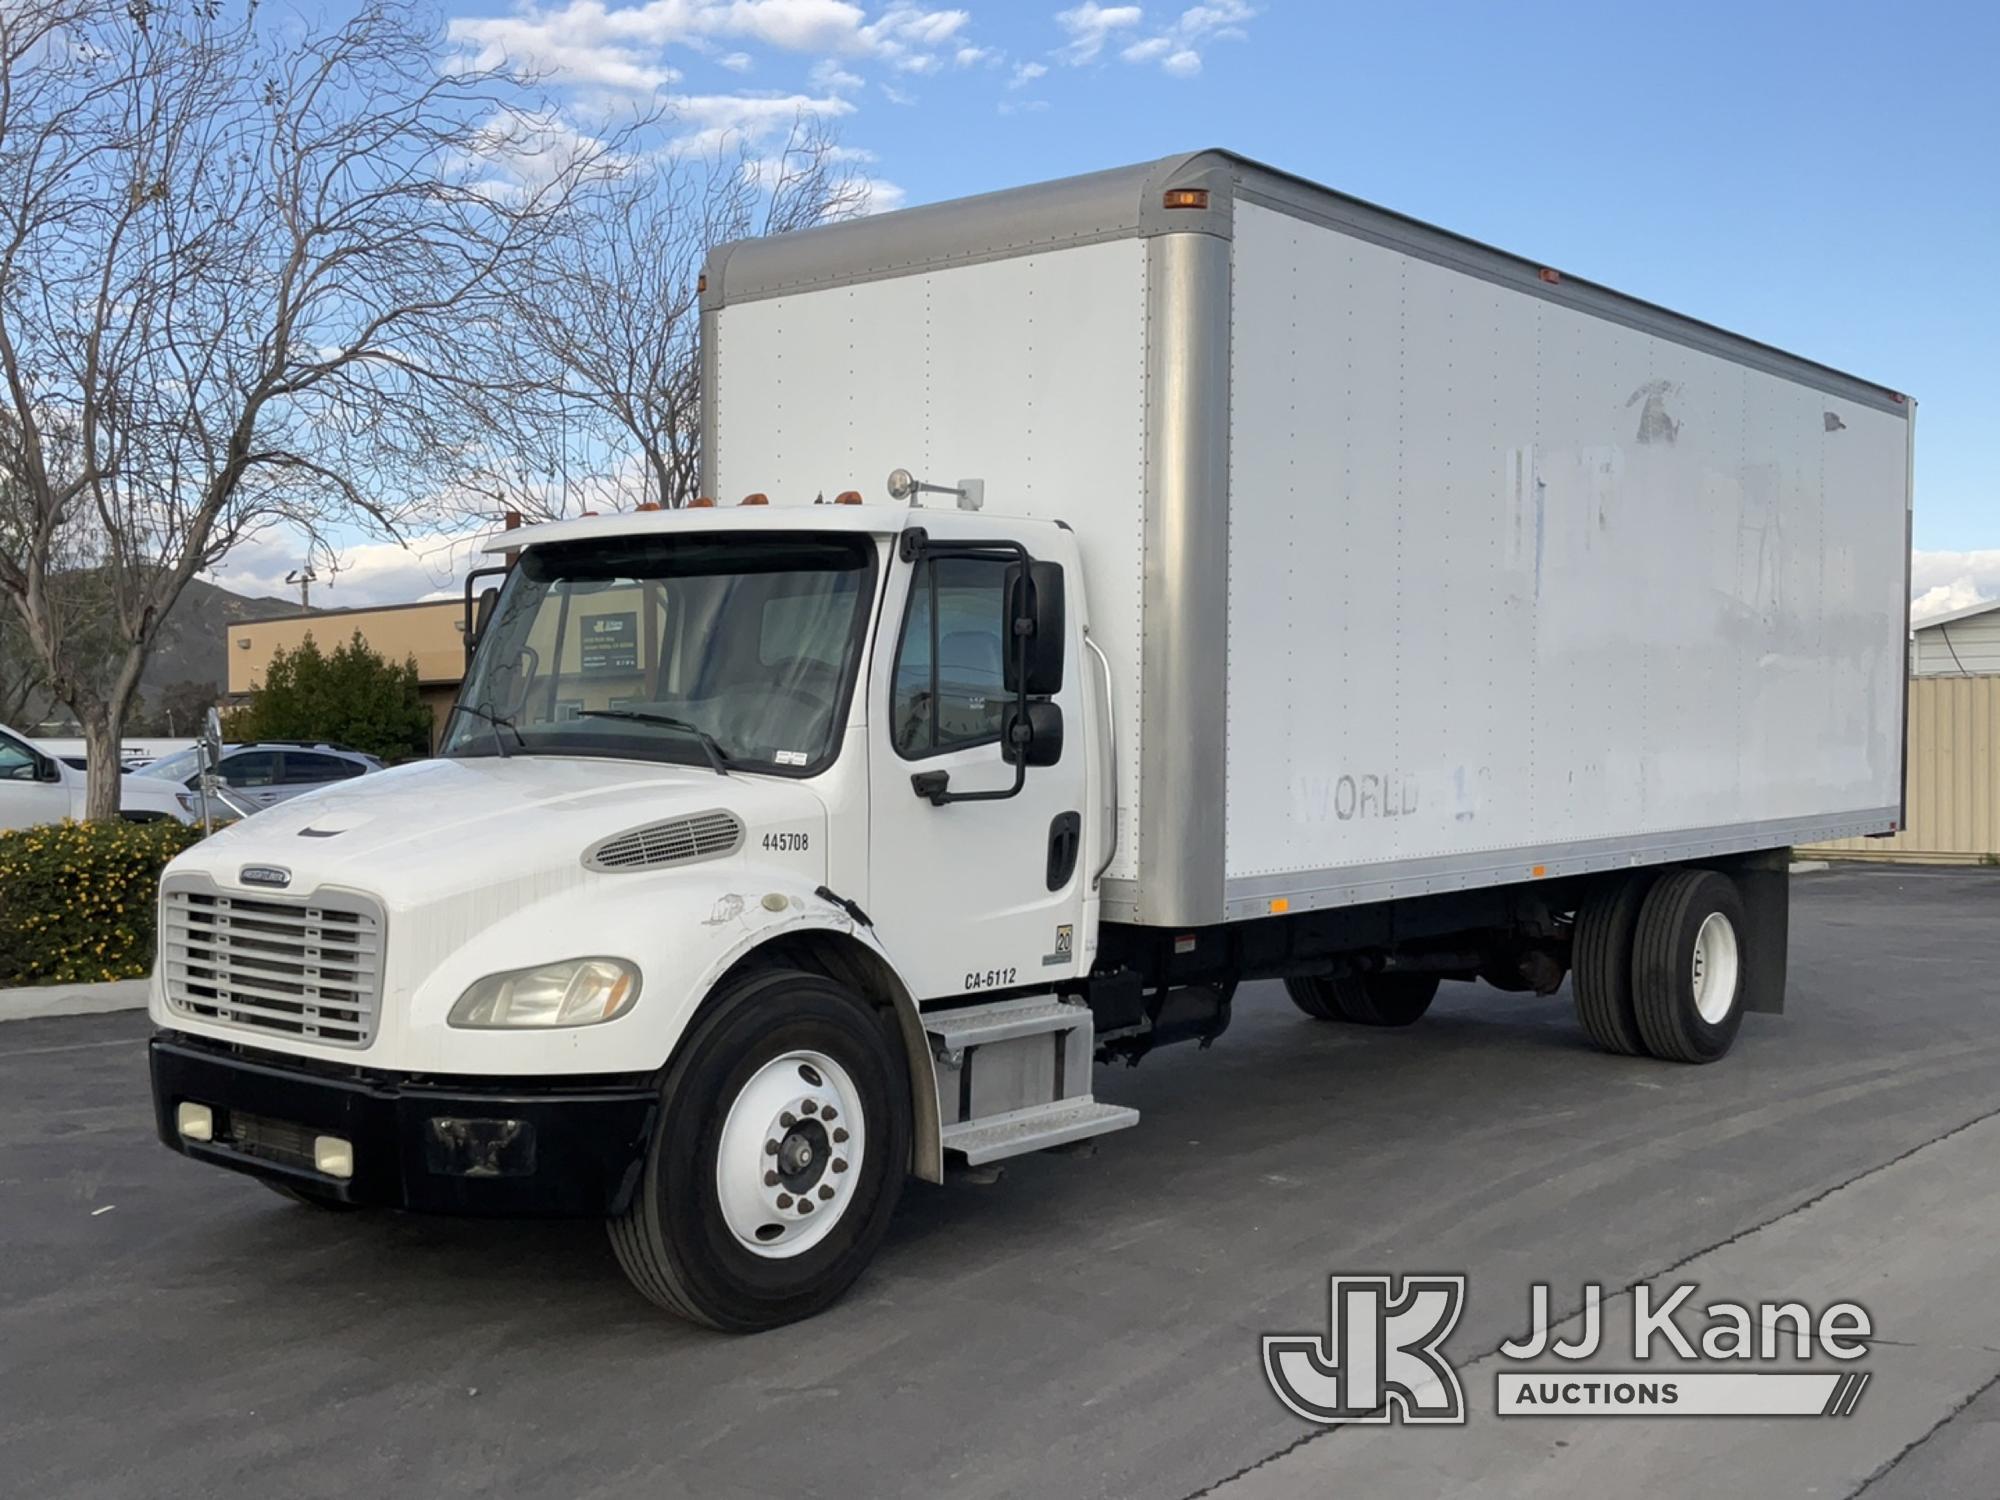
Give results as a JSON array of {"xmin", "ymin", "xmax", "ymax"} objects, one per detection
[{"xmin": 1809, "ymin": 674, "xmax": 2000, "ymax": 864}]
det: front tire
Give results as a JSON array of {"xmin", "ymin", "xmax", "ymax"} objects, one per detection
[
  {"xmin": 609, "ymin": 967, "xmax": 910, "ymax": 1331},
  {"xmin": 1283, "ymin": 973, "xmax": 1439, "ymax": 1027},
  {"xmin": 1631, "ymin": 869, "xmax": 1747, "ymax": 1063}
]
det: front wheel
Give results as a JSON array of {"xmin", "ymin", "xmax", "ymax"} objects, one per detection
[{"xmin": 609, "ymin": 967, "xmax": 910, "ymax": 1331}]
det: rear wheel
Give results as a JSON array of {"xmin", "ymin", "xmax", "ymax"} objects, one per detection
[
  {"xmin": 1631, "ymin": 869, "xmax": 1747, "ymax": 1063},
  {"xmin": 1283, "ymin": 973, "xmax": 1439, "ymax": 1027},
  {"xmin": 609, "ymin": 967, "xmax": 910, "ymax": 1331},
  {"xmin": 1571, "ymin": 873, "xmax": 1657, "ymax": 1056}
]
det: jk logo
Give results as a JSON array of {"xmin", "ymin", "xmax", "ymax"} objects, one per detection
[{"xmin": 1263, "ymin": 1275, "xmax": 1468, "ymax": 1425}]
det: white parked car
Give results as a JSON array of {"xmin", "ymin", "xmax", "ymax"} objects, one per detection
[{"xmin": 0, "ymin": 724, "xmax": 203, "ymax": 832}]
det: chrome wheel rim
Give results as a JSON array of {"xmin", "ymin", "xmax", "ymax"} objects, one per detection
[
  {"xmin": 1690, "ymin": 911, "xmax": 1741, "ymax": 1025},
  {"xmin": 715, "ymin": 1050, "xmax": 865, "ymax": 1259}
]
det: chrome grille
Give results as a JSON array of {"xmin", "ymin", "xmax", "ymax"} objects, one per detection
[
  {"xmin": 161, "ymin": 877, "xmax": 385, "ymax": 1048},
  {"xmin": 584, "ymin": 811, "xmax": 743, "ymax": 872}
]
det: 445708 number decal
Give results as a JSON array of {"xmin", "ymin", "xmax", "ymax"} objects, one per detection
[{"xmin": 762, "ymin": 832, "xmax": 810, "ymax": 853}]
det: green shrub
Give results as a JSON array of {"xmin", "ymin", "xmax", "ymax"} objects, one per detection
[
  {"xmin": 0, "ymin": 820, "xmax": 204, "ymax": 985},
  {"xmin": 225, "ymin": 629, "xmax": 434, "ymax": 761}
]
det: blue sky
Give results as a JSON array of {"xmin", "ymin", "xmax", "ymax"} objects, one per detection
[{"xmin": 218, "ymin": 1, "xmax": 1999, "ymax": 612}]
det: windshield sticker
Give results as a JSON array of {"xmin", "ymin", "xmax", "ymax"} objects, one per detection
[{"xmin": 774, "ymin": 750, "xmax": 808, "ymax": 766}]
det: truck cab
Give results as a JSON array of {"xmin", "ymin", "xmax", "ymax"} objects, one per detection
[{"xmin": 149, "ymin": 500, "xmax": 1124, "ymax": 1330}]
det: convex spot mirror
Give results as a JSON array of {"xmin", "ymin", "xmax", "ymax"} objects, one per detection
[{"xmin": 1003, "ymin": 700, "xmax": 1064, "ymax": 768}]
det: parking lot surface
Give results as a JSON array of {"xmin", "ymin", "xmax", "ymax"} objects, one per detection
[{"xmin": 3, "ymin": 865, "xmax": 1997, "ymax": 1499}]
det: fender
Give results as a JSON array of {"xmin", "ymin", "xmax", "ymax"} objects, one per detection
[{"xmin": 394, "ymin": 866, "xmax": 944, "ymax": 1182}]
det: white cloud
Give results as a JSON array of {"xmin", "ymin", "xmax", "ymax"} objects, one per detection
[
  {"xmin": 208, "ymin": 530, "xmax": 493, "ymax": 609},
  {"xmin": 717, "ymin": 50, "xmax": 754, "ymax": 71},
  {"xmin": 1911, "ymin": 548, "xmax": 2000, "ymax": 623},
  {"xmin": 879, "ymin": 81, "xmax": 916, "ymax": 104},
  {"xmin": 809, "ymin": 58, "xmax": 866, "ymax": 91},
  {"xmin": 1009, "ymin": 59, "xmax": 1048, "ymax": 87},
  {"xmin": 449, "ymin": 2, "xmax": 975, "ymax": 93},
  {"xmin": 1055, "ymin": 3, "xmax": 1143, "ymax": 64},
  {"xmin": 1103, "ymin": 0, "xmax": 1255, "ymax": 77},
  {"xmin": 953, "ymin": 44, "xmax": 991, "ymax": 66},
  {"xmin": 666, "ymin": 90, "xmax": 857, "ymax": 151},
  {"xmin": 855, "ymin": 176, "xmax": 908, "ymax": 212}
]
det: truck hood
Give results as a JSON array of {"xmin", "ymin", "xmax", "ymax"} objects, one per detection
[{"xmin": 170, "ymin": 755, "xmax": 826, "ymax": 907}]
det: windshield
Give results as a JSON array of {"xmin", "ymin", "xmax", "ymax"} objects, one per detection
[
  {"xmin": 134, "ymin": 746, "xmax": 208, "ymax": 782},
  {"xmin": 442, "ymin": 531, "xmax": 878, "ymax": 773}
]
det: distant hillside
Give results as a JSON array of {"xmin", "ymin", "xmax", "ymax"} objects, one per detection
[
  {"xmin": 6, "ymin": 578, "xmax": 301, "ymax": 731},
  {"xmin": 142, "ymin": 577, "xmax": 302, "ymax": 697}
]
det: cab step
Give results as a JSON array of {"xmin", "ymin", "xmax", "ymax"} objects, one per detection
[
  {"xmin": 924, "ymin": 994, "xmax": 1138, "ymax": 1165},
  {"xmin": 942, "ymin": 1098, "xmax": 1140, "ymax": 1165}
]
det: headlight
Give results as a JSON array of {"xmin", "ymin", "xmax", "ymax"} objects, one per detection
[
  {"xmin": 448, "ymin": 958, "xmax": 641, "ymax": 1029},
  {"xmin": 176, "ymin": 791, "xmax": 196, "ymax": 813}
]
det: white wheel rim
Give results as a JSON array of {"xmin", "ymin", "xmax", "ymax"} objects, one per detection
[
  {"xmin": 715, "ymin": 1050, "xmax": 866, "ymax": 1260},
  {"xmin": 1690, "ymin": 911, "xmax": 1741, "ymax": 1025}
]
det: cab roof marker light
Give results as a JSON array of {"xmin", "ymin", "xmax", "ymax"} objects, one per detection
[
  {"xmin": 740, "ymin": 492, "xmax": 769, "ymax": 506},
  {"xmin": 689, "ymin": 495, "xmax": 716, "ymax": 508},
  {"xmin": 834, "ymin": 490, "xmax": 863, "ymax": 505},
  {"xmin": 1163, "ymin": 188, "xmax": 1209, "ymax": 210}
]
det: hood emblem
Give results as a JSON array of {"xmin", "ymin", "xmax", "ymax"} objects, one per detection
[{"xmin": 240, "ymin": 865, "xmax": 293, "ymax": 889}]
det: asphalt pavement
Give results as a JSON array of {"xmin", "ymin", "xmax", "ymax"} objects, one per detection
[{"xmin": 2, "ymin": 864, "xmax": 1996, "ymax": 1499}]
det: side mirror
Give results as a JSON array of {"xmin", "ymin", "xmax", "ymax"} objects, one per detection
[
  {"xmin": 472, "ymin": 585, "xmax": 500, "ymax": 645},
  {"xmin": 36, "ymin": 752, "xmax": 61, "ymax": 784},
  {"xmin": 1003, "ymin": 560, "xmax": 1065, "ymax": 697},
  {"xmin": 1004, "ymin": 700, "xmax": 1064, "ymax": 768}
]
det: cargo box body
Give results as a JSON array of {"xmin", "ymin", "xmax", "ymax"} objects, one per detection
[{"xmin": 702, "ymin": 151, "xmax": 1911, "ymax": 928}]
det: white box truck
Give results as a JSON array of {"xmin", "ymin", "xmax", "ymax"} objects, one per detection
[{"xmin": 148, "ymin": 151, "xmax": 1912, "ymax": 1330}]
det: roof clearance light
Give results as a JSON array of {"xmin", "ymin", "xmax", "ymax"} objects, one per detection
[
  {"xmin": 689, "ymin": 496, "xmax": 716, "ymax": 509},
  {"xmin": 1538, "ymin": 268, "xmax": 1562, "ymax": 285},
  {"xmin": 740, "ymin": 492, "xmax": 769, "ymax": 506},
  {"xmin": 1163, "ymin": 188, "xmax": 1209, "ymax": 210},
  {"xmin": 635, "ymin": 501, "xmax": 661, "ymax": 512},
  {"xmin": 834, "ymin": 490, "xmax": 863, "ymax": 505}
]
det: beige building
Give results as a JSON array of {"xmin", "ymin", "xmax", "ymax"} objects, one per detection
[{"xmin": 227, "ymin": 599, "xmax": 467, "ymax": 749}]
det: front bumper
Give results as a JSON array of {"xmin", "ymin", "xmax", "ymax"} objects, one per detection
[{"xmin": 149, "ymin": 1032, "xmax": 659, "ymax": 1216}]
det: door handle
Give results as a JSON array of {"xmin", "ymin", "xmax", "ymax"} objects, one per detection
[{"xmin": 1047, "ymin": 811, "xmax": 1082, "ymax": 890}]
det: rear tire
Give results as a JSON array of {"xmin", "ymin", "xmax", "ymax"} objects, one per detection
[
  {"xmin": 1631, "ymin": 869, "xmax": 1748, "ymax": 1064},
  {"xmin": 1284, "ymin": 973, "xmax": 1438, "ymax": 1027},
  {"xmin": 1571, "ymin": 873, "xmax": 1657, "ymax": 1056},
  {"xmin": 609, "ymin": 967, "xmax": 910, "ymax": 1331}
]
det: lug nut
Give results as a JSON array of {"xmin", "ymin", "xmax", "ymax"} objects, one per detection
[
  {"xmin": 798, "ymin": 1199, "xmax": 814, "ymax": 1214},
  {"xmin": 780, "ymin": 1111, "xmax": 796, "ymax": 1128},
  {"xmin": 801, "ymin": 1100, "xmax": 818, "ymax": 1115},
  {"xmin": 776, "ymin": 1193, "xmax": 793, "ymax": 1209},
  {"xmin": 764, "ymin": 1170, "xmax": 780, "ymax": 1187},
  {"xmin": 822, "ymin": 1107, "xmax": 838, "ymax": 1122},
  {"xmin": 833, "ymin": 1127, "xmax": 849, "ymax": 1143},
  {"xmin": 765, "ymin": 1139, "xmax": 779, "ymax": 1156},
  {"xmin": 832, "ymin": 1158, "xmax": 848, "ymax": 1173},
  {"xmin": 818, "ymin": 1185, "xmax": 834, "ymax": 1201}
]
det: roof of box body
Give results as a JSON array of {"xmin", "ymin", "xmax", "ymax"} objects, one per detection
[
  {"xmin": 479, "ymin": 502, "xmax": 1061, "ymax": 553},
  {"xmin": 701, "ymin": 147, "xmax": 1907, "ymax": 415}
]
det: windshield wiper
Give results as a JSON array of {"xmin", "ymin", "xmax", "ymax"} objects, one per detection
[
  {"xmin": 576, "ymin": 709, "xmax": 732, "ymax": 776},
  {"xmin": 449, "ymin": 703, "xmax": 525, "ymax": 759}
]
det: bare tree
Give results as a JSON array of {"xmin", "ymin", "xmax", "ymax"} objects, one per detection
[
  {"xmin": 473, "ymin": 119, "xmax": 869, "ymax": 521},
  {"xmin": 0, "ymin": 0, "xmax": 621, "ymax": 817}
]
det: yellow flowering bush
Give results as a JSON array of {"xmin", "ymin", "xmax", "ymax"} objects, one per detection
[{"xmin": 0, "ymin": 820, "xmax": 204, "ymax": 986}]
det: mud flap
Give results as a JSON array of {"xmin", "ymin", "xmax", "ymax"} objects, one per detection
[{"xmin": 1728, "ymin": 850, "xmax": 1791, "ymax": 1014}]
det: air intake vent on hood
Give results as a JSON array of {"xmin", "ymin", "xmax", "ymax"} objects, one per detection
[{"xmin": 584, "ymin": 811, "xmax": 744, "ymax": 872}]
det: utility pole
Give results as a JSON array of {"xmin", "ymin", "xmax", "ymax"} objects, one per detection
[{"xmin": 284, "ymin": 567, "xmax": 318, "ymax": 610}]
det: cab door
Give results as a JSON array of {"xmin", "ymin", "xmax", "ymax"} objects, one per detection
[
  {"xmin": 0, "ymin": 730, "xmax": 71, "ymax": 830},
  {"xmin": 865, "ymin": 522, "xmax": 1087, "ymax": 1001}
]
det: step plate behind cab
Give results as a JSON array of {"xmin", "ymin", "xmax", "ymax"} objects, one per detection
[{"xmin": 925, "ymin": 997, "xmax": 1139, "ymax": 1164}]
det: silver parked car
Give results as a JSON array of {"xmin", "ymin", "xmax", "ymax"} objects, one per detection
[{"xmin": 135, "ymin": 740, "xmax": 384, "ymax": 816}]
